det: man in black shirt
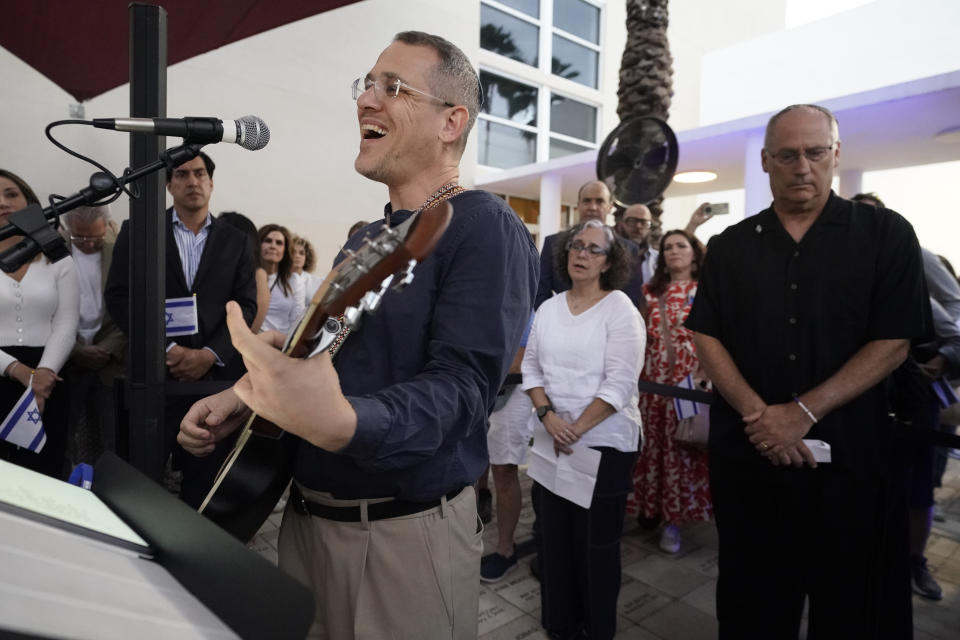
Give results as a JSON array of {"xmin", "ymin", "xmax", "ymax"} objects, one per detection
[{"xmin": 686, "ymin": 104, "xmax": 927, "ymax": 638}]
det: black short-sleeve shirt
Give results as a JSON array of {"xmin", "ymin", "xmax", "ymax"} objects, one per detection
[{"xmin": 685, "ymin": 192, "xmax": 927, "ymax": 469}]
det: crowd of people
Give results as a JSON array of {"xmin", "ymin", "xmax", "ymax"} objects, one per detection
[
  {"xmin": 0, "ymin": 157, "xmax": 340, "ymax": 498},
  {"xmin": 1, "ymin": 29, "xmax": 956, "ymax": 640}
]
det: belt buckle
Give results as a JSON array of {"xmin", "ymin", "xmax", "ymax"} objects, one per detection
[{"xmin": 292, "ymin": 487, "xmax": 310, "ymax": 516}]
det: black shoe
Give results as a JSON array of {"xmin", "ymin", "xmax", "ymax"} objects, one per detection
[
  {"xmin": 911, "ymin": 556, "xmax": 943, "ymax": 601},
  {"xmin": 480, "ymin": 552, "xmax": 517, "ymax": 582},
  {"xmin": 477, "ymin": 488, "xmax": 493, "ymax": 524},
  {"xmin": 637, "ymin": 513, "xmax": 661, "ymax": 530}
]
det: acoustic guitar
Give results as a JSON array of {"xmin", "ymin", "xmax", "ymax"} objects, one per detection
[{"xmin": 198, "ymin": 202, "xmax": 453, "ymax": 541}]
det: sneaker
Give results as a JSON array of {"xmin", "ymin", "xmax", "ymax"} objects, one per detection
[
  {"xmin": 911, "ymin": 556, "xmax": 943, "ymax": 600},
  {"xmin": 477, "ymin": 487, "xmax": 493, "ymax": 524},
  {"xmin": 480, "ymin": 552, "xmax": 517, "ymax": 582},
  {"xmin": 659, "ymin": 524, "xmax": 681, "ymax": 554}
]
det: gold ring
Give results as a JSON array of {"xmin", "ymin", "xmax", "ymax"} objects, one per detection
[{"xmin": 761, "ymin": 442, "xmax": 769, "ymax": 450}]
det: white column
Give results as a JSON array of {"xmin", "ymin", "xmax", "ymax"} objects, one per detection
[
  {"xmin": 743, "ymin": 131, "xmax": 771, "ymax": 217},
  {"xmin": 538, "ymin": 172, "xmax": 562, "ymax": 251},
  {"xmin": 838, "ymin": 169, "xmax": 863, "ymax": 198}
]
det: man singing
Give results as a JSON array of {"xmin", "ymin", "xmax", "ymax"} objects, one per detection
[{"xmin": 178, "ymin": 31, "xmax": 538, "ymax": 639}]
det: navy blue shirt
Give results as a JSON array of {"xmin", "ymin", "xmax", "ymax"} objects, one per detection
[{"xmin": 293, "ymin": 190, "xmax": 539, "ymax": 500}]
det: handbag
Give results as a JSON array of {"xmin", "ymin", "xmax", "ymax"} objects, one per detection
[
  {"xmin": 674, "ymin": 405, "xmax": 710, "ymax": 448},
  {"xmin": 658, "ymin": 293, "xmax": 710, "ymax": 449}
]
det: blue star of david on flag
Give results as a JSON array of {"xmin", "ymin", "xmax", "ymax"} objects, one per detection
[
  {"xmin": 673, "ymin": 374, "xmax": 708, "ymax": 421},
  {"xmin": 0, "ymin": 378, "xmax": 47, "ymax": 453},
  {"xmin": 165, "ymin": 295, "xmax": 199, "ymax": 337}
]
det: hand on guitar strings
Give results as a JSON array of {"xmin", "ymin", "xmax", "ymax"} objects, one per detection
[
  {"xmin": 178, "ymin": 386, "xmax": 250, "ymax": 457},
  {"xmin": 224, "ymin": 300, "xmax": 357, "ymax": 451}
]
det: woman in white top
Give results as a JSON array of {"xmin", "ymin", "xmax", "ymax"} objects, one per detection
[
  {"xmin": 290, "ymin": 235, "xmax": 323, "ymax": 309},
  {"xmin": 523, "ymin": 219, "xmax": 644, "ymax": 640},
  {"xmin": 257, "ymin": 224, "xmax": 304, "ymax": 333},
  {"xmin": 0, "ymin": 169, "xmax": 79, "ymax": 478}
]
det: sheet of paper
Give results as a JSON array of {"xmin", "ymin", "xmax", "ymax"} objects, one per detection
[
  {"xmin": 526, "ymin": 420, "xmax": 601, "ymax": 509},
  {"xmin": 802, "ymin": 438, "xmax": 832, "ymax": 463},
  {"xmin": 0, "ymin": 459, "xmax": 149, "ymax": 552}
]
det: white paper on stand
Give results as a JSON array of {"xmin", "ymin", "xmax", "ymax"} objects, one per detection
[{"xmin": 526, "ymin": 419, "xmax": 601, "ymax": 509}]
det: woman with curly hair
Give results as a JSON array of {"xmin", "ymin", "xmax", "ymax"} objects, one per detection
[
  {"xmin": 523, "ymin": 219, "xmax": 645, "ymax": 639},
  {"xmin": 290, "ymin": 235, "xmax": 322, "ymax": 308},
  {"xmin": 257, "ymin": 223, "xmax": 304, "ymax": 333},
  {"xmin": 630, "ymin": 229, "xmax": 713, "ymax": 554}
]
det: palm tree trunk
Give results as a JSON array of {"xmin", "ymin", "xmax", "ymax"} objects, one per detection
[{"xmin": 618, "ymin": 0, "xmax": 674, "ymax": 235}]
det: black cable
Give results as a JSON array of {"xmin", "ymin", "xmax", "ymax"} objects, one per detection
[{"xmin": 44, "ymin": 120, "xmax": 138, "ymax": 210}]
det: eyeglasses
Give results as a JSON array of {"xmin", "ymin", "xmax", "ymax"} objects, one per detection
[
  {"xmin": 568, "ymin": 240, "xmax": 609, "ymax": 256},
  {"xmin": 766, "ymin": 144, "xmax": 837, "ymax": 166},
  {"xmin": 70, "ymin": 235, "xmax": 105, "ymax": 245},
  {"xmin": 622, "ymin": 218, "xmax": 651, "ymax": 228},
  {"xmin": 352, "ymin": 76, "xmax": 454, "ymax": 108}
]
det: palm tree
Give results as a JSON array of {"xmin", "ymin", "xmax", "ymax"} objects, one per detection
[{"xmin": 617, "ymin": 0, "xmax": 674, "ymax": 232}]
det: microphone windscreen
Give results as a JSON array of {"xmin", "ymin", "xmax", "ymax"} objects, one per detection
[{"xmin": 236, "ymin": 115, "xmax": 270, "ymax": 151}]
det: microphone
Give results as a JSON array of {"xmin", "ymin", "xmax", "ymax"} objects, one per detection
[{"xmin": 91, "ymin": 115, "xmax": 270, "ymax": 151}]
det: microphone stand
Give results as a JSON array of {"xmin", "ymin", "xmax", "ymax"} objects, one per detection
[{"xmin": 0, "ymin": 143, "xmax": 203, "ymax": 273}]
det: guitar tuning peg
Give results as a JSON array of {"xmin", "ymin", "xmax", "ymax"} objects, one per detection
[
  {"xmin": 360, "ymin": 289, "xmax": 383, "ymax": 313},
  {"xmin": 392, "ymin": 259, "xmax": 418, "ymax": 292},
  {"xmin": 344, "ymin": 248, "xmax": 357, "ymax": 259},
  {"xmin": 343, "ymin": 305, "xmax": 362, "ymax": 329},
  {"xmin": 363, "ymin": 273, "xmax": 396, "ymax": 313}
]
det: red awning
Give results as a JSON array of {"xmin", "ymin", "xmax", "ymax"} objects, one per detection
[{"xmin": 0, "ymin": 1, "xmax": 363, "ymax": 102}]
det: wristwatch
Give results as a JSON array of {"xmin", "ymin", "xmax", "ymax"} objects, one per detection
[{"xmin": 536, "ymin": 404, "xmax": 555, "ymax": 421}]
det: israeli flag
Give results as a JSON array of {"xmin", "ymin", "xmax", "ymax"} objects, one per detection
[
  {"xmin": 673, "ymin": 374, "xmax": 704, "ymax": 421},
  {"xmin": 0, "ymin": 379, "xmax": 46, "ymax": 453},
  {"xmin": 165, "ymin": 295, "xmax": 199, "ymax": 337}
]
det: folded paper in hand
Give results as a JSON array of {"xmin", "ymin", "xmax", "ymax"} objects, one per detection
[{"xmin": 526, "ymin": 417, "xmax": 601, "ymax": 509}]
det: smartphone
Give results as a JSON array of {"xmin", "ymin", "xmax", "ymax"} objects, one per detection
[{"xmin": 705, "ymin": 202, "xmax": 729, "ymax": 215}]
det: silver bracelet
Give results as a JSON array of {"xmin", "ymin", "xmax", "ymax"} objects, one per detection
[{"xmin": 792, "ymin": 395, "xmax": 818, "ymax": 424}]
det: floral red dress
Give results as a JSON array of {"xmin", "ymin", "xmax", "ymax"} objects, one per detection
[{"xmin": 628, "ymin": 280, "xmax": 713, "ymax": 524}]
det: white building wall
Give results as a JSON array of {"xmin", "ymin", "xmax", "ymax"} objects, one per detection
[
  {"xmin": 699, "ymin": 0, "xmax": 960, "ymax": 126},
  {"xmin": 666, "ymin": 0, "xmax": 785, "ymax": 131}
]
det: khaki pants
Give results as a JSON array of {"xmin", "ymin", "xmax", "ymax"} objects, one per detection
[{"xmin": 278, "ymin": 484, "xmax": 482, "ymax": 640}]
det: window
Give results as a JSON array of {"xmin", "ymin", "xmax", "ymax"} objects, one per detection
[
  {"xmin": 478, "ymin": 0, "xmax": 603, "ymax": 169},
  {"xmin": 480, "ymin": 4, "xmax": 539, "ymax": 67},
  {"xmin": 480, "ymin": 0, "xmax": 601, "ymax": 89},
  {"xmin": 478, "ymin": 70, "xmax": 539, "ymax": 169}
]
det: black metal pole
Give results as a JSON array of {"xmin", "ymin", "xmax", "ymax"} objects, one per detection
[{"xmin": 127, "ymin": 3, "xmax": 168, "ymax": 480}]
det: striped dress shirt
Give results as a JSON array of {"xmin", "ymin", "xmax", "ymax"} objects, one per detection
[{"xmin": 171, "ymin": 209, "xmax": 212, "ymax": 290}]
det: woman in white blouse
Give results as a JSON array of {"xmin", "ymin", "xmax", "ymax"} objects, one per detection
[
  {"xmin": 290, "ymin": 235, "xmax": 323, "ymax": 309},
  {"xmin": 523, "ymin": 219, "xmax": 645, "ymax": 640},
  {"xmin": 0, "ymin": 170, "xmax": 79, "ymax": 477},
  {"xmin": 257, "ymin": 224, "xmax": 304, "ymax": 333}
]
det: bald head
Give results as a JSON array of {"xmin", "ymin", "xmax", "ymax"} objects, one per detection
[
  {"xmin": 764, "ymin": 104, "xmax": 838, "ymax": 149},
  {"xmin": 576, "ymin": 180, "xmax": 612, "ymax": 223},
  {"xmin": 617, "ymin": 203, "xmax": 653, "ymax": 247}
]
